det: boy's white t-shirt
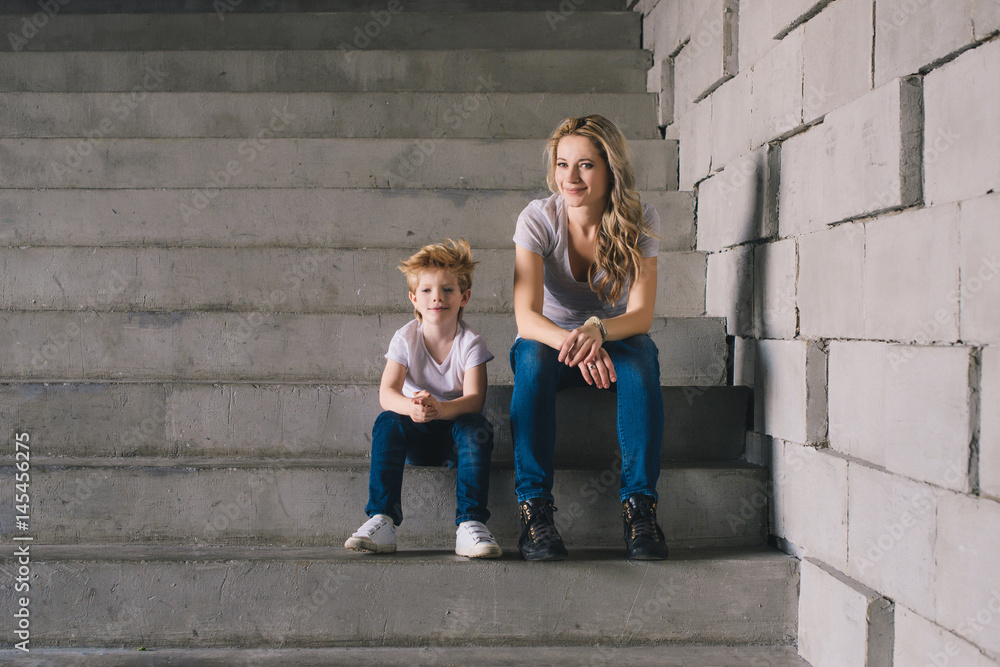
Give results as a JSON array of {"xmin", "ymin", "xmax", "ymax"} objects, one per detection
[{"xmin": 386, "ymin": 319, "xmax": 494, "ymax": 404}]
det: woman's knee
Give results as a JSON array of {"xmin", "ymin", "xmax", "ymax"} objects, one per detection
[{"xmin": 510, "ymin": 338, "xmax": 559, "ymax": 378}]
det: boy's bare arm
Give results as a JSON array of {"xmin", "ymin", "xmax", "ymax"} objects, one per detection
[
  {"xmin": 436, "ymin": 362, "xmax": 488, "ymax": 420},
  {"xmin": 380, "ymin": 359, "xmax": 440, "ymax": 422}
]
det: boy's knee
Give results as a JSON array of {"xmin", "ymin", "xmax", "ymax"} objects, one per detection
[
  {"xmin": 454, "ymin": 413, "xmax": 494, "ymax": 447},
  {"xmin": 374, "ymin": 410, "xmax": 407, "ymax": 429}
]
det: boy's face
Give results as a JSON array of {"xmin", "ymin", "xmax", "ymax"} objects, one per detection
[{"xmin": 408, "ymin": 268, "xmax": 470, "ymax": 324}]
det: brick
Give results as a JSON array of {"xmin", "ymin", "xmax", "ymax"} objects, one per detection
[
  {"xmin": 734, "ymin": 336, "xmax": 756, "ymax": 387},
  {"xmin": 802, "ymin": 0, "xmax": 874, "ymax": 122},
  {"xmin": 864, "ymin": 205, "xmax": 961, "ymax": 342},
  {"xmin": 982, "ymin": 347, "xmax": 1000, "ymax": 500},
  {"xmin": 706, "ymin": 246, "xmax": 754, "ymax": 336},
  {"xmin": 974, "ymin": 0, "xmax": 1000, "ymax": 39},
  {"xmin": 847, "ymin": 463, "xmax": 939, "ymax": 620},
  {"xmin": 797, "ymin": 223, "xmax": 865, "ymax": 339},
  {"xmin": 649, "ymin": 57, "xmax": 675, "ymax": 126},
  {"xmin": 894, "ymin": 606, "xmax": 1000, "ymax": 667},
  {"xmin": 753, "ymin": 238, "xmax": 798, "ymax": 339},
  {"xmin": 772, "ymin": 442, "xmax": 848, "ymax": 569},
  {"xmin": 754, "ymin": 339, "xmax": 828, "ymax": 444},
  {"xmin": 935, "ymin": 493, "xmax": 1000, "ymax": 657},
  {"xmin": 778, "ymin": 78, "xmax": 923, "ymax": 234},
  {"xmin": 924, "ymin": 39, "xmax": 1000, "ymax": 206},
  {"xmin": 739, "ymin": 0, "xmax": 778, "ymax": 69},
  {"xmin": 770, "ymin": 0, "xmax": 835, "ymax": 37},
  {"xmin": 678, "ymin": 100, "xmax": 713, "ymax": 190},
  {"xmin": 696, "ymin": 146, "xmax": 778, "ymax": 251},
  {"xmin": 874, "ymin": 0, "xmax": 976, "ymax": 87},
  {"xmin": 959, "ymin": 193, "xmax": 1000, "ymax": 343},
  {"xmin": 656, "ymin": 251, "xmax": 707, "ymax": 317},
  {"xmin": 799, "ymin": 559, "xmax": 893, "ymax": 667},
  {"xmin": 710, "ymin": 69, "xmax": 752, "ymax": 167},
  {"xmin": 750, "ymin": 26, "xmax": 804, "ymax": 147},
  {"xmin": 829, "ymin": 341, "xmax": 973, "ymax": 490},
  {"xmin": 673, "ymin": 0, "xmax": 739, "ymax": 105}
]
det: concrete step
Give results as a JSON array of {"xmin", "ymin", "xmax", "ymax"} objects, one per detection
[
  {"xmin": 0, "ymin": 383, "xmax": 751, "ymax": 463},
  {"xmin": 0, "ymin": 49, "xmax": 651, "ymax": 93},
  {"xmin": 0, "ymin": 12, "xmax": 641, "ymax": 51},
  {"xmin": 0, "ymin": 545, "xmax": 797, "ymax": 647},
  {"xmin": 1, "ymin": 312, "xmax": 727, "ymax": 385},
  {"xmin": 0, "ymin": 0, "xmax": 630, "ymax": 12},
  {"xmin": 0, "ymin": 247, "xmax": 707, "ymax": 318},
  {"xmin": 0, "ymin": 457, "xmax": 768, "ymax": 547},
  {"xmin": 0, "ymin": 188, "xmax": 696, "ymax": 251},
  {"xmin": 0, "ymin": 646, "xmax": 811, "ymax": 666},
  {"xmin": 0, "ymin": 91, "xmax": 660, "ymax": 139},
  {"xmin": 0, "ymin": 138, "xmax": 678, "ymax": 190}
]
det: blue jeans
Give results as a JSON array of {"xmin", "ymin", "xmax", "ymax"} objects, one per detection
[
  {"xmin": 509, "ymin": 335, "xmax": 664, "ymax": 504},
  {"xmin": 366, "ymin": 410, "xmax": 494, "ymax": 526}
]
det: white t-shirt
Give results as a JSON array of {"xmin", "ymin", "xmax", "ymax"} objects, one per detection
[
  {"xmin": 385, "ymin": 318, "xmax": 494, "ymax": 403},
  {"xmin": 512, "ymin": 192, "xmax": 661, "ymax": 329}
]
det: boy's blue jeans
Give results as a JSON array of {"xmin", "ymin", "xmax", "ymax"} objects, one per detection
[
  {"xmin": 509, "ymin": 335, "xmax": 664, "ymax": 504},
  {"xmin": 366, "ymin": 411, "xmax": 494, "ymax": 526}
]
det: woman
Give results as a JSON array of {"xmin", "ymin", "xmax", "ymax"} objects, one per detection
[{"xmin": 510, "ymin": 115, "xmax": 667, "ymax": 561}]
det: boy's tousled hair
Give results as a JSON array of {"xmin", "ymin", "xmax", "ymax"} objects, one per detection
[{"xmin": 398, "ymin": 238, "xmax": 478, "ymax": 321}]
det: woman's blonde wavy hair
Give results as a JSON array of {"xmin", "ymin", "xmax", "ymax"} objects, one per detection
[{"xmin": 545, "ymin": 115, "xmax": 652, "ymax": 304}]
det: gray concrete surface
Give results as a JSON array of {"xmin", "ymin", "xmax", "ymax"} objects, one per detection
[
  {"xmin": 0, "ymin": 383, "xmax": 751, "ymax": 463},
  {"xmin": 0, "ymin": 12, "xmax": 641, "ymax": 51},
  {"xmin": 0, "ymin": 247, "xmax": 707, "ymax": 317},
  {"xmin": 0, "ymin": 458, "xmax": 768, "ymax": 548},
  {"xmin": 0, "ymin": 50, "xmax": 651, "ymax": 93},
  {"xmin": 0, "ymin": 137, "xmax": 678, "ymax": 190},
  {"xmin": 0, "ymin": 645, "xmax": 811, "ymax": 666},
  {"xmin": 0, "ymin": 546, "xmax": 798, "ymax": 647},
  {"xmin": 0, "ymin": 0, "xmax": 628, "ymax": 12},
  {"xmin": 0, "ymin": 92, "xmax": 660, "ymax": 139},
  {"xmin": 0, "ymin": 189, "xmax": 697, "ymax": 251},
  {"xmin": 0, "ymin": 313, "xmax": 727, "ymax": 385}
]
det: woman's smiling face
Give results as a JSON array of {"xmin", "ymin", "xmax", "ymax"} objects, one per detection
[{"xmin": 554, "ymin": 134, "xmax": 611, "ymax": 210}]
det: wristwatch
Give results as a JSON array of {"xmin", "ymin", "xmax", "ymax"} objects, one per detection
[{"xmin": 585, "ymin": 315, "xmax": 607, "ymax": 342}]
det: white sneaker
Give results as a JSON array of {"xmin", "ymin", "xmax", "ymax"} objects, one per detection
[
  {"xmin": 344, "ymin": 514, "xmax": 397, "ymax": 553},
  {"xmin": 455, "ymin": 520, "xmax": 502, "ymax": 559}
]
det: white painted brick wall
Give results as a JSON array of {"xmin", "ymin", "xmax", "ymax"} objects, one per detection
[
  {"xmin": 778, "ymin": 77, "xmax": 922, "ymax": 234},
  {"xmin": 847, "ymin": 462, "xmax": 939, "ymax": 620},
  {"xmin": 678, "ymin": 100, "xmax": 713, "ymax": 189},
  {"xmin": 772, "ymin": 441, "xmax": 848, "ymax": 569},
  {"xmin": 750, "ymin": 26, "xmax": 804, "ymax": 147},
  {"xmin": 894, "ymin": 605, "xmax": 1000, "ymax": 667},
  {"xmin": 755, "ymin": 339, "xmax": 828, "ymax": 444},
  {"xmin": 934, "ymin": 493, "xmax": 1000, "ymax": 657},
  {"xmin": 673, "ymin": 0, "xmax": 738, "ymax": 105},
  {"xmin": 696, "ymin": 146, "xmax": 777, "ymax": 251},
  {"xmin": 802, "ymin": 0, "xmax": 874, "ymax": 123},
  {"xmin": 734, "ymin": 336, "xmax": 756, "ymax": 387},
  {"xmin": 797, "ymin": 223, "xmax": 865, "ymax": 339},
  {"xmin": 974, "ymin": 0, "xmax": 1000, "ymax": 39},
  {"xmin": 799, "ymin": 558, "xmax": 893, "ymax": 667},
  {"xmin": 864, "ymin": 204, "xmax": 961, "ymax": 342},
  {"xmin": 770, "ymin": 0, "xmax": 834, "ymax": 37},
  {"xmin": 828, "ymin": 341, "xmax": 972, "ymax": 491},
  {"xmin": 924, "ymin": 39, "xmax": 1000, "ymax": 206},
  {"xmin": 753, "ymin": 238, "xmax": 798, "ymax": 339},
  {"xmin": 706, "ymin": 245, "xmax": 753, "ymax": 336},
  {"xmin": 959, "ymin": 193, "xmax": 1000, "ymax": 344},
  {"xmin": 875, "ymin": 0, "xmax": 976, "ymax": 87},
  {"xmin": 982, "ymin": 347, "xmax": 1000, "ymax": 500},
  {"xmin": 738, "ymin": 0, "xmax": 778, "ymax": 70},
  {"xmin": 710, "ymin": 69, "xmax": 752, "ymax": 167}
]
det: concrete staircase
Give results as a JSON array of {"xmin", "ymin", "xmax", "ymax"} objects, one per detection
[{"xmin": 0, "ymin": 1, "xmax": 805, "ymax": 663}]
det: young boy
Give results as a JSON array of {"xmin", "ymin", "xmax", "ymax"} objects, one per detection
[{"xmin": 344, "ymin": 239, "xmax": 501, "ymax": 558}]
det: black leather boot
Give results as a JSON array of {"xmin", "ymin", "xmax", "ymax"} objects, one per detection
[
  {"xmin": 518, "ymin": 498, "xmax": 568, "ymax": 561},
  {"xmin": 623, "ymin": 494, "xmax": 668, "ymax": 560}
]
